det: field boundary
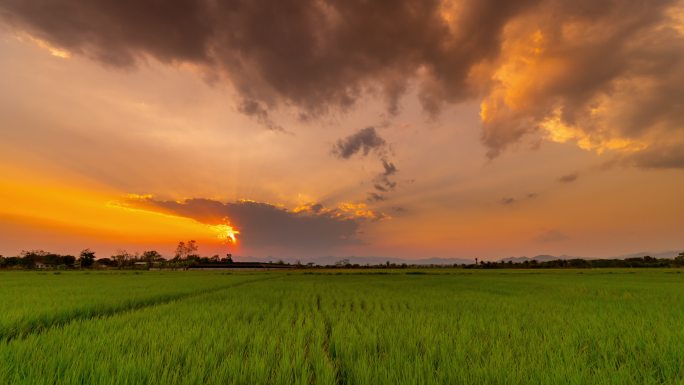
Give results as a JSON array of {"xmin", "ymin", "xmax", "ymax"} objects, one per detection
[{"xmin": 1, "ymin": 275, "xmax": 277, "ymax": 343}]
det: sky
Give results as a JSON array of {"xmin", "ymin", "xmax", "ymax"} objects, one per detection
[{"xmin": 0, "ymin": 0, "xmax": 683, "ymax": 261}]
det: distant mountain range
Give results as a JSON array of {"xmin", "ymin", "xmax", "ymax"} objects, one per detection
[
  {"xmin": 238, "ymin": 250, "xmax": 681, "ymax": 266},
  {"xmin": 500, "ymin": 250, "xmax": 681, "ymax": 264},
  {"xmin": 238, "ymin": 255, "xmax": 474, "ymax": 266}
]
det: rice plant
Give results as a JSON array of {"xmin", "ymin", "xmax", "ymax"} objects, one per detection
[{"xmin": 1, "ymin": 270, "xmax": 684, "ymax": 384}]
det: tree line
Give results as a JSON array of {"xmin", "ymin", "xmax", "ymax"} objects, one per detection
[
  {"xmin": 468, "ymin": 254, "xmax": 684, "ymax": 269},
  {"xmin": 0, "ymin": 240, "xmax": 235, "ymax": 270},
  {"xmin": 1, "ymin": 245, "xmax": 682, "ymax": 270}
]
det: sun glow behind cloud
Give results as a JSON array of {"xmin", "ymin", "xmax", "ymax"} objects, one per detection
[
  {"xmin": 209, "ymin": 222, "xmax": 240, "ymax": 244},
  {"xmin": 0, "ymin": 165, "xmax": 227, "ymax": 253}
]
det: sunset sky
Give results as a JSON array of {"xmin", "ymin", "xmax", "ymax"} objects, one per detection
[{"xmin": 1, "ymin": 0, "xmax": 683, "ymax": 260}]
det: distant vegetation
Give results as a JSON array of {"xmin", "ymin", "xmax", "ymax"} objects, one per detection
[
  {"xmin": 0, "ymin": 241, "xmax": 235, "ymax": 270},
  {"xmin": 1, "ymin": 243, "xmax": 682, "ymax": 270}
]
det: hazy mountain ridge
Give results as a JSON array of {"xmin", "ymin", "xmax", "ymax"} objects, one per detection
[
  {"xmin": 237, "ymin": 250, "xmax": 681, "ymax": 266},
  {"xmin": 238, "ymin": 255, "xmax": 474, "ymax": 266},
  {"xmin": 501, "ymin": 250, "xmax": 679, "ymax": 263}
]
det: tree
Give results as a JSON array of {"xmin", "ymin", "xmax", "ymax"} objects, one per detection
[
  {"xmin": 174, "ymin": 241, "xmax": 186, "ymax": 260},
  {"xmin": 78, "ymin": 249, "xmax": 96, "ymax": 268},
  {"xmin": 674, "ymin": 251, "xmax": 684, "ymax": 267},
  {"xmin": 112, "ymin": 250, "xmax": 132, "ymax": 268},
  {"xmin": 174, "ymin": 240, "xmax": 199, "ymax": 260},
  {"xmin": 62, "ymin": 255, "xmax": 76, "ymax": 267},
  {"xmin": 141, "ymin": 250, "xmax": 163, "ymax": 263},
  {"xmin": 336, "ymin": 258, "xmax": 350, "ymax": 267},
  {"xmin": 186, "ymin": 240, "xmax": 199, "ymax": 259},
  {"xmin": 95, "ymin": 257, "xmax": 116, "ymax": 268}
]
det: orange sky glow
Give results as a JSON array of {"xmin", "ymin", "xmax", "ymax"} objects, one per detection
[{"xmin": 1, "ymin": 0, "xmax": 683, "ymax": 261}]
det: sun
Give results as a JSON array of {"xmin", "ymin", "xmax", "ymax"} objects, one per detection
[{"xmin": 209, "ymin": 221, "xmax": 240, "ymax": 244}]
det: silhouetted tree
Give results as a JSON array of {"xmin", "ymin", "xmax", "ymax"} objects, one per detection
[
  {"xmin": 78, "ymin": 249, "xmax": 96, "ymax": 268},
  {"xmin": 674, "ymin": 251, "xmax": 684, "ymax": 267},
  {"xmin": 141, "ymin": 250, "xmax": 163, "ymax": 263},
  {"xmin": 62, "ymin": 255, "xmax": 76, "ymax": 266},
  {"xmin": 95, "ymin": 257, "xmax": 116, "ymax": 268},
  {"xmin": 174, "ymin": 241, "xmax": 186, "ymax": 260},
  {"xmin": 336, "ymin": 259, "xmax": 350, "ymax": 267},
  {"xmin": 112, "ymin": 250, "xmax": 133, "ymax": 268},
  {"xmin": 186, "ymin": 240, "xmax": 199, "ymax": 259},
  {"xmin": 174, "ymin": 240, "xmax": 199, "ymax": 260}
]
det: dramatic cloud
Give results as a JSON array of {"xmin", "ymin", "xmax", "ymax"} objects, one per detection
[
  {"xmin": 116, "ymin": 196, "xmax": 385, "ymax": 254},
  {"xmin": 478, "ymin": 0, "xmax": 684, "ymax": 160},
  {"xmin": 2, "ymin": 0, "xmax": 683, "ymax": 164},
  {"xmin": 332, "ymin": 126, "xmax": 386, "ymax": 159},
  {"xmin": 332, "ymin": 127, "xmax": 401, "ymax": 202},
  {"xmin": 557, "ymin": 173, "xmax": 579, "ymax": 184},
  {"xmin": 622, "ymin": 141, "xmax": 684, "ymax": 169}
]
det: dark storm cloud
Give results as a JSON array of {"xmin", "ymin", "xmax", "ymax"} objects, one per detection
[
  {"xmin": 0, "ymin": 0, "xmax": 535, "ymax": 120},
  {"xmin": 2, "ymin": 0, "xmax": 683, "ymax": 164},
  {"xmin": 557, "ymin": 173, "xmax": 579, "ymax": 184},
  {"xmin": 0, "ymin": 0, "xmax": 212, "ymax": 66},
  {"xmin": 332, "ymin": 126, "xmax": 386, "ymax": 159},
  {"xmin": 125, "ymin": 197, "xmax": 374, "ymax": 250},
  {"xmin": 237, "ymin": 99, "xmax": 285, "ymax": 132},
  {"xmin": 624, "ymin": 141, "xmax": 684, "ymax": 169}
]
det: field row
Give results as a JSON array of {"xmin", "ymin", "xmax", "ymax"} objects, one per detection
[{"xmin": 0, "ymin": 272, "xmax": 270, "ymax": 341}]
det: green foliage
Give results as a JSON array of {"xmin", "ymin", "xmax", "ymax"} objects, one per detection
[
  {"xmin": 1, "ymin": 270, "xmax": 684, "ymax": 384},
  {"xmin": 0, "ymin": 272, "xmax": 260, "ymax": 341}
]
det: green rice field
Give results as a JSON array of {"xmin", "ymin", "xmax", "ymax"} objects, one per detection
[{"xmin": 1, "ymin": 269, "xmax": 684, "ymax": 384}]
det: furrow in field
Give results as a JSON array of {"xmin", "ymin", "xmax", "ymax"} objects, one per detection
[
  {"xmin": 1, "ymin": 276, "xmax": 275, "ymax": 343},
  {"xmin": 318, "ymin": 296, "xmax": 346, "ymax": 385}
]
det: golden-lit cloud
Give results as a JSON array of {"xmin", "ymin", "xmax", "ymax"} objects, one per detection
[
  {"xmin": 20, "ymin": 33, "xmax": 71, "ymax": 58},
  {"xmin": 539, "ymin": 109, "xmax": 648, "ymax": 154},
  {"xmin": 477, "ymin": 1, "xmax": 684, "ymax": 163},
  {"xmin": 115, "ymin": 196, "xmax": 388, "ymax": 256}
]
